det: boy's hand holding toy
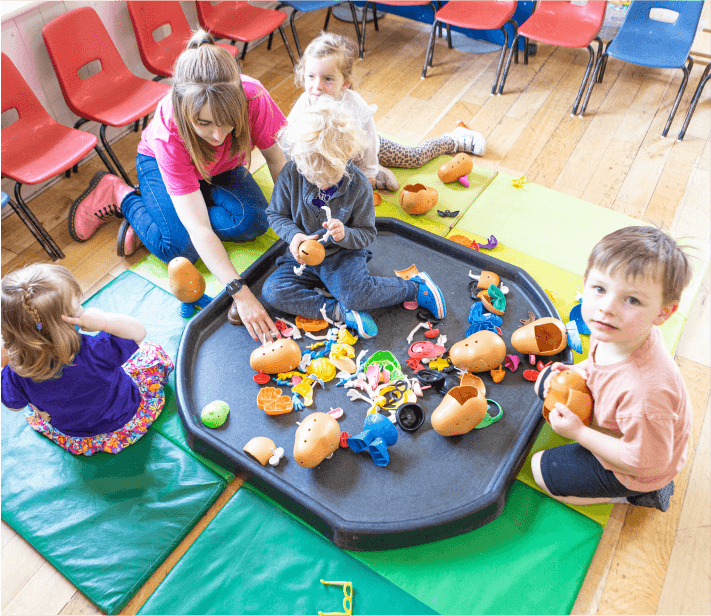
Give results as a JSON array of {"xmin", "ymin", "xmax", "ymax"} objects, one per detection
[
  {"xmin": 548, "ymin": 403, "xmax": 586, "ymax": 440},
  {"xmin": 291, "ymin": 233, "xmax": 319, "ymax": 263},
  {"xmin": 324, "ymin": 218, "xmax": 344, "ymax": 242}
]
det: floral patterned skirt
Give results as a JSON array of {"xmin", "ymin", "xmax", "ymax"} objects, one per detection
[{"xmin": 26, "ymin": 342, "xmax": 174, "ymax": 456}]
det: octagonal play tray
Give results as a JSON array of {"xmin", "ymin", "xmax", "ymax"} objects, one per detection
[{"xmin": 176, "ymin": 218, "xmax": 572, "ymax": 551}]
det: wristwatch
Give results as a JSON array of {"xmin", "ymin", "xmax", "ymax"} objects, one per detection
[{"xmin": 226, "ymin": 278, "xmax": 244, "ymax": 295}]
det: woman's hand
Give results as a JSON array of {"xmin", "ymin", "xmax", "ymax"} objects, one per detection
[
  {"xmin": 61, "ymin": 307, "xmax": 107, "ymax": 332},
  {"xmin": 289, "ymin": 233, "xmax": 318, "ymax": 262},
  {"xmin": 233, "ymin": 287, "xmax": 280, "ymax": 342},
  {"xmin": 324, "ymin": 218, "xmax": 345, "ymax": 242},
  {"xmin": 548, "ymin": 403, "xmax": 585, "ymax": 440}
]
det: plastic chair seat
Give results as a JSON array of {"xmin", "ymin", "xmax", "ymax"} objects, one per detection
[
  {"xmin": 518, "ymin": 4, "xmax": 605, "ymax": 48},
  {"xmin": 69, "ymin": 72, "xmax": 169, "ymax": 127},
  {"xmin": 2, "ymin": 120, "xmax": 97, "ymax": 185},
  {"xmin": 199, "ymin": 3, "xmax": 287, "ymax": 42},
  {"xmin": 282, "ymin": 1, "xmax": 342, "ymax": 11},
  {"xmin": 607, "ymin": 26, "xmax": 695, "ymax": 69},
  {"xmin": 434, "ymin": 1, "xmax": 516, "ymax": 31}
]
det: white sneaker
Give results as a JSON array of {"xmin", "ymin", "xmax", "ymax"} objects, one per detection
[
  {"xmin": 374, "ymin": 165, "xmax": 399, "ymax": 192},
  {"xmin": 445, "ymin": 126, "xmax": 486, "ymax": 156}
]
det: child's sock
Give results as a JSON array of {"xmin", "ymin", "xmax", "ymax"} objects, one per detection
[
  {"xmin": 626, "ymin": 480, "xmax": 674, "ymax": 512},
  {"xmin": 444, "ymin": 126, "xmax": 486, "ymax": 156}
]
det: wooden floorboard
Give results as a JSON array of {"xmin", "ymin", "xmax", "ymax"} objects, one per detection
[{"xmin": 1, "ymin": 10, "xmax": 709, "ymax": 616}]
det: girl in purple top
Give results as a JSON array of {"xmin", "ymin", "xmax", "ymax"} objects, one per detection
[
  {"xmin": 1, "ymin": 264, "xmax": 173, "ymax": 456},
  {"xmin": 67, "ymin": 30, "xmax": 285, "ymax": 342}
]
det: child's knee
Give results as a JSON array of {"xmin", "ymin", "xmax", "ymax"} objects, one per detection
[{"xmin": 531, "ymin": 451, "xmax": 551, "ymax": 494}]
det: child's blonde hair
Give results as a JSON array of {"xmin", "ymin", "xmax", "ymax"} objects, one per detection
[
  {"xmin": 1, "ymin": 264, "xmax": 82, "ymax": 381},
  {"xmin": 294, "ymin": 32, "xmax": 359, "ymax": 90},
  {"xmin": 172, "ymin": 30, "xmax": 251, "ymax": 181},
  {"xmin": 277, "ymin": 96, "xmax": 370, "ymax": 187},
  {"xmin": 585, "ymin": 226, "xmax": 692, "ymax": 305}
]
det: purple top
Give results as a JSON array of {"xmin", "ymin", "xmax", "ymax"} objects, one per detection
[{"xmin": 1, "ymin": 332, "xmax": 141, "ymax": 437}]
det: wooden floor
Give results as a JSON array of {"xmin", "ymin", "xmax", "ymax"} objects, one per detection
[{"xmin": 2, "ymin": 9, "xmax": 710, "ymax": 616}]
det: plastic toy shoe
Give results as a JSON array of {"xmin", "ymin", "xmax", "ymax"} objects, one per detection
[
  {"xmin": 344, "ymin": 309, "xmax": 378, "ymax": 339},
  {"xmin": 411, "ymin": 273, "xmax": 446, "ymax": 319},
  {"xmin": 347, "ymin": 413, "xmax": 399, "ymax": 467}
]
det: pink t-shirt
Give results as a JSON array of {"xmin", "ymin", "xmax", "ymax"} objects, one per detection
[
  {"xmin": 137, "ymin": 75, "xmax": 286, "ymax": 196},
  {"xmin": 586, "ymin": 326, "xmax": 692, "ymax": 492}
]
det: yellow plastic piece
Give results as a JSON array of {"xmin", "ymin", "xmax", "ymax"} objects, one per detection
[
  {"xmin": 336, "ymin": 329, "xmax": 358, "ymax": 345},
  {"xmin": 306, "ymin": 357, "xmax": 337, "ymax": 382},
  {"xmin": 330, "ymin": 343, "xmax": 355, "ymax": 359},
  {"xmin": 512, "ymin": 175, "xmax": 526, "ymax": 188},
  {"xmin": 276, "ymin": 371, "xmax": 305, "ymax": 382},
  {"xmin": 428, "ymin": 357, "xmax": 450, "ymax": 371},
  {"xmin": 318, "ymin": 580, "xmax": 353, "ymax": 616}
]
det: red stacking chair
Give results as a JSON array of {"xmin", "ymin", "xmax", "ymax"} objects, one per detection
[
  {"xmin": 1, "ymin": 53, "xmax": 115, "ymax": 260},
  {"xmin": 422, "ymin": 1, "xmax": 519, "ymax": 95},
  {"xmin": 128, "ymin": 1, "xmax": 239, "ymax": 80},
  {"xmin": 359, "ymin": 1, "xmax": 437, "ymax": 58},
  {"xmin": 42, "ymin": 7, "xmax": 171, "ymax": 188},
  {"xmin": 195, "ymin": 1, "xmax": 296, "ymax": 67},
  {"xmin": 498, "ymin": 1, "xmax": 607, "ymax": 115}
]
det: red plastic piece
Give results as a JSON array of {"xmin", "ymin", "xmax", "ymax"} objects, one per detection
[
  {"xmin": 424, "ymin": 329, "xmax": 440, "ymax": 338},
  {"xmin": 409, "ymin": 341, "xmax": 447, "ymax": 359},
  {"xmin": 523, "ymin": 370, "xmax": 540, "ymax": 382},
  {"xmin": 253, "ymin": 372, "xmax": 271, "ymax": 385},
  {"xmin": 536, "ymin": 360, "xmax": 553, "ymax": 372},
  {"xmin": 274, "ymin": 320, "xmax": 288, "ymax": 331},
  {"xmin": 340, "ymin": 431, "xmax": 351, "ymax": 448},
  {"xmin": 406, "ymin": 357, "xmax": 425, "ymax": 372},
  {"xmin": 504, "ymin": 354, "xmax": 520, "ymax": 371}
]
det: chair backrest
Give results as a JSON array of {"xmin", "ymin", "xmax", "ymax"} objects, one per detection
[
  {"xmin": 127, "ymin": 1, "xmax": 192, "ymax": 77},
  {"xmin": 1, "ymin": 52, "xmax": 51, "ymax": 126},
  {"xmin": 42, "ymin": 7, "xmax": 133, "ymax": 116},
  {"xmin": 620, "ymin": 0, "xmax": 704, "ymax": 41},
  {"xmin": 533, "ymin": 0, "xmax": 607, "ymax": 32}
]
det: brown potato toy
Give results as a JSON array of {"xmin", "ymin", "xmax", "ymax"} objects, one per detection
[
  {"xmin": 449, "ymin": 330, "xmax": 507, "ymax": 373},
  {"xmin": 168, "ymin": 257, "xmax": 206, "ymax": 303},
  {"xmin": 431, "ymin": 385, "xmax": 487, "ymax": 436},
  {"xmin": 399, "ymin": 184, "xmax": 439, "ymax": 215},
  {"xmin": 250, "ymin": 338, "xmax": 301, "ymax": 374},
  {"xmin": 511, "ymin": 317, "xmax": 568, "ymax": 356},
  {"xmin": 543, "ymin": 370, "xmax": 593, "ymax": 426},
  {"xmin": 293, "ymin": 412, "xmax": 341, "ymax": 468},
  {"xmin": 437, "ymin": 153, "xmax": 473, "ymax": 183},
  {"xmin": 298, "ymin": 239, "xmax": 325, "ymax": 266}
]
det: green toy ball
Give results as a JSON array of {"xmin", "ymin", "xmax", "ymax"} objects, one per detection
[{"xmin": 201, "ymin": 400, "xmax": 230, "ymax": 428}]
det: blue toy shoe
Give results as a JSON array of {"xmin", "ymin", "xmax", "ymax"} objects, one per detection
[
  {"xmin": 412, "ymin": 272, "xmax": 446, "ymax": 319},
  {"xmin": 344, "ymin": 309, "xmax": 378, "ymax": 339}
]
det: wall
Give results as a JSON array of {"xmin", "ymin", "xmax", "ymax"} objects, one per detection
[{"xmin": 1, "ymin": 1, "xmax": 276, "ymax": 204}]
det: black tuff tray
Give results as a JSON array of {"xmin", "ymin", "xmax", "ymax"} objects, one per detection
[{"xmin": 176, "ymin": 218, "xmax": 571, "ymax": 550}]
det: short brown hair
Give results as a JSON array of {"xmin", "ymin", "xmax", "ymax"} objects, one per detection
[
  {"xmin": 172, "ymin": 30, "xmax": 251, "ymax": 181},
  {"xmin": 1, "ymin": 264, "xmax": 82, "ymax": 381},
  {"xmin": 294, "ymin": 32, "xmax": 359, "ymax": 89},
  {"xmin": 585, "ymin": 226, "xmax": 692, "ymax": 305}
]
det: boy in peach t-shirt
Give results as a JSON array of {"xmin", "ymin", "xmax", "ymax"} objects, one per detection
[{"xmin": 532, "ymin": 226, "xmax": 693, "ymax": 512}]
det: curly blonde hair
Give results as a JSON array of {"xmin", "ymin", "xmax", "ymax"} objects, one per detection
[
  {"xmin": 277, "ymin": 96, "xmax": 369, "ymax": 187},
  {"xmin": 294, "ymin": 32, "xmax": 359, "ymax": 90},
  {"xmin": 172, "ymin": 30, "xmax": 252, "ymax": 181},
  {"xmin": 1, "ymin": 264, "xmax": 82, "ymax": 381}
]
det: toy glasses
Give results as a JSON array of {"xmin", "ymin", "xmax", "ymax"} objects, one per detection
[{"xmin": 318, "ymin": 579, "xmax": 353, "ymax": 616}]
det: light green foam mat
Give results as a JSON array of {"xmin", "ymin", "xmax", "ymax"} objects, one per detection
[{"xmin": 138, "ymin": 486, "xmax": 438, "ymax": 615}]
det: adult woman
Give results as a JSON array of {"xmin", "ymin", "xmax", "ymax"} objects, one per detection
[{"xmin": 69, "ymin": 31, "xmax": 284, "ymax": 342}]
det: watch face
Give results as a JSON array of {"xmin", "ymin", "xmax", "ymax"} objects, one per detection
[{"xmin": 228, "ymin": 279, "xmax": 243, "ymax": 294}]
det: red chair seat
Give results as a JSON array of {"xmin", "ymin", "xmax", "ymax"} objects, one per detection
[
  {"xmin": 2, "ymin": 121, "xmax": 97, "ymax": 185},
  {"xmin": 199, "ymin": 2, "xmax": 287, "ymax": 42},
  {"xmin": 435, "ymin": 1, "xmax": 516, "ymax": 31},
  {"xmin": 69, "ymin": 72, "xmax": 170, "ymax": 127},
  {"xmin": 518, "ymin": 1, "xmax": 606, "ymax": 48}
]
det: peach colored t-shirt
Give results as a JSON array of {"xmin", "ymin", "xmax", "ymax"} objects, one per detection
[
  {"xmin": 586, "ymin": 326, "xmax": 692, "ymax": 492},
  {"xmin": 137, "ymin": 75, "xmax": 286, "ymax": 196}
]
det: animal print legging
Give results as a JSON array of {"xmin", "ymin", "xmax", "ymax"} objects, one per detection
[{"xmin": 378, "ymin": 135, "xmax": 456, "ymax": 168}]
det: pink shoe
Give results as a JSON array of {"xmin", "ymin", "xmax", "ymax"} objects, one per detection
[
  {"xmin": 117, "ymin": 219, "xmax": 143, "ymax": 257},
  {"xmin": 68, "ymin": 171, "xmax": 134, "ymax": 241}
]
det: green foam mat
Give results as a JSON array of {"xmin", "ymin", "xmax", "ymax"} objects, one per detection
[
  {"xmin": 85, "ymin": 271, "xmax": 234, "ymax": 482},
  {"xmin": 138, "ymin": 486, "xmax": 438, "ymax": 615},
  {"xmin": 1, "ymin": 409, "xmax": 226, "ymax": 615},
  {"xmin": 140, "ymin": 481, "xmax": 601, "ymax": 615}
]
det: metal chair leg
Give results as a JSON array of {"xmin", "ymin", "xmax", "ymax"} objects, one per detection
[
  {"xmin": 598, "ymin": 40, "xmax": 612, "ymax": 83},
  {"xmin": 323, "ymin": 6, "xmax": 333, "ymax": 31},
  {"xmin": 663, "ymin": 56, "xmax": 693, "ymax": 138},
  {"xmin": 509, "ymin": 20, "xmax": 519, "ymax": 65},
  {"xmin": 277, "ymin": 25, "xmax": 297, "ymax": 68},
  {"xmin": 592, "ymin": 37, "xmax": 604, "ymax": 83},
  {"xmin": 241, "ymin": 42, "xmax": 248, "ymax": 61},
  {"xmin": 678, "ymin": 62, "xmax": 711, "ymax": 141},
  {"xmin": 498, "ymin": 33, "xmax": 520, "ymax": 95},
  {"xmin": 421, "ymin": 20, "xmax": 439, "ymax": 78},
  {"xmin": 99, "ymin": 125, "xmax": 135, "ymax": 188},
  {"xmin": 13, "ymin": 183, "xmax": 64, "ymax": 260},
  {"xmin": 289, "ymin": 10, "xmax": 302, "ymax": 57},
  {"xmin": 446, "ymin": 24, "xmax": 452, "ymax": 49},
  {"xmin": 347, "ymin": 1, "xmax": 362, "ymax": 51},
  {"xmin": 491, "ymin": 27, "xmax": 510, "ymax": 95},
  {"xmin": 579, "ymin": 52, "xmax": 606, "ymax": 116},
  {"xmin": 361, "ymin": 2, "xmax": 371, "ymax": 58},
  {"xmin": 572, "ymin": 44, "xmax": 596, "ymax": 116}
]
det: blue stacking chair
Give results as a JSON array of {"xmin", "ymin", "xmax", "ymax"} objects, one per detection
[
  {"xmin": 578, "ymin": 0, "xmax": 704, "ymax": 137},
  {"xmin": 268, "ymin": 2, "xmax": 362, "ymax": 58}
]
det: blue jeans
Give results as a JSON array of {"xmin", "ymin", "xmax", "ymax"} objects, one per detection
[
  {"xmin": 261, "ymin": 248, "xmax": 417, "ymax": 320},
  {"xmin": 121, "ymin": 153, "xmax": 269, "ymax": 263}
]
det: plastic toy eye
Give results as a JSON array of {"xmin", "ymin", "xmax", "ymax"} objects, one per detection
[{"xmin": 396, "ymin": 402, "xmax": 425, "ymax": 432}]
